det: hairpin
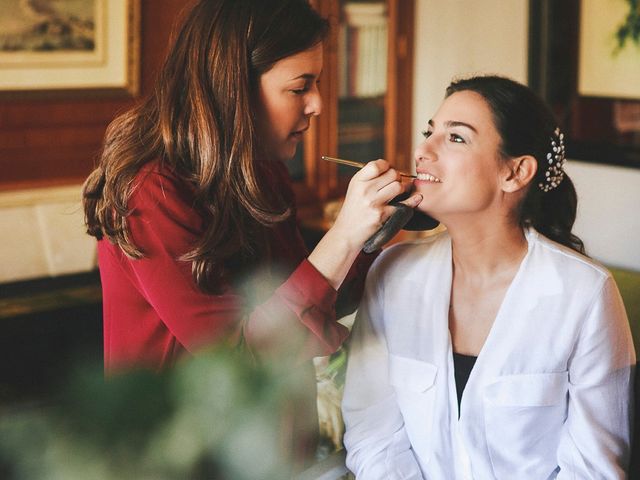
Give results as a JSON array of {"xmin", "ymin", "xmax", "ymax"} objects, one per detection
[{"xmin": 538, "ymin": 128, "xmax": 566, "ymax": 192}]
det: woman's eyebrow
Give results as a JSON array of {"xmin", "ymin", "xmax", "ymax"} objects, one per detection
[
  {"xmin": 290, "ymin": 72, "xmax": 321, "ymax": 81},
  {"xmin": 445, "ymin": 120, "xmax": 478, "ymax": 133},
  {"xmin": 428, "ymin": 119, "xmax": 478, "ymax": 134}
]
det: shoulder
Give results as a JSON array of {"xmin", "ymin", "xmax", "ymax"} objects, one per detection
[
  {"xmin": 529, "ymin": 228, "xmax": 612, "ymax": 285},
  {"xmin": 526, "ymin": 229, "xmax": 622, "ymax": 314},
  {"xmin": 130, "ymin": 160, "xmax": 194, "ymax": 207},
  {"xmin": 129, "ymin": 160, "xmax": 201, "ymax": 225},
  {"xmin": 127, "ymin": 160, "xmax": 203, "ymax": 245}
]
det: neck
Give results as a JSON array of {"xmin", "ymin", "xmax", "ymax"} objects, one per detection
[{"xmin": 446, "ymin": 218, "xmax": 528, "ymax": 280}]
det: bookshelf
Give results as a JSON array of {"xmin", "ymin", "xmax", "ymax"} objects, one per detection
[{"xmin": 291, "ymin": 0, "xmax": 415, "ymax": 224}]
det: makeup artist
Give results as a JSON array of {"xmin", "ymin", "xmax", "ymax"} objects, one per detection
[{"xmin": 82, "ymin": 0, "xmax": 422, "ymax": 374}]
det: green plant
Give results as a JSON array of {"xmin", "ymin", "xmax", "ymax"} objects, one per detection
[
  {"xmin": 615, "ymin": 0, "xmax": 640, "ymax": 51},
  {"xmin": 0, "ymin": 347, "xmax": 312, "ymax": 480}
]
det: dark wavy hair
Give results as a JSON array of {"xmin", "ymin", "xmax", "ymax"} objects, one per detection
[
  {"xmin": 82, "ymin": 0, "xmax": 329, "ymax": 292},
  {"xmin": 446, "ymin": 75, "xmax": 585, "ymax": 254}
]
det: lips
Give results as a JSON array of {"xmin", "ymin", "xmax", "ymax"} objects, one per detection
[
  {"xmin": 291, "ymin": 125, "xmax": 310, "ymax": 136},
  {"xmin": 416, "ymin": 171, "xmax": 442, "ymax": 183}
]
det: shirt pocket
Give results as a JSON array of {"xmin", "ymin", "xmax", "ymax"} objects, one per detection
[
  {"xmin": 483, "ymin": 371, "xmax": 568, "ymax": 480},
  {"xmin": 388, "ymin": 354, "xmax": 438, "ymax": 464}
]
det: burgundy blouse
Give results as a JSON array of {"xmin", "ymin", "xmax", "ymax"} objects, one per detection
[{"xmin": 98, "ymin": 160, "xmax": 377, "ymax": 372}]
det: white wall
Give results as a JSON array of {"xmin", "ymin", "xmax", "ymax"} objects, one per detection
[
  {"xmin": 567, "ymin": 161, "xmax": 640, "ymax": 270},
  {"xmin": 412, "ymin": 0, "xmax": 529, "ymax": 148},
  {"xmin": 412, "ymin": 0, "xmax": 640, "ymax": 271}
]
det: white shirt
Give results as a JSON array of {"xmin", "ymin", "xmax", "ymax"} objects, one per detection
[{"xmin": 342, "ymin": 228, "xmax": 635, "ymax": 479}]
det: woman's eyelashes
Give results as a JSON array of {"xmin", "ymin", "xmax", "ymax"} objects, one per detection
[
  {"xmin": 421, "ymin": 129, "xmax": 466, "ymax": 144},
  {"xmin": 449, "ymin": 132, "xmax": 465, "ymax": 144},
  {"xmin": 291, "ymin": 79, "xmax": 320, "ymax": 95}
]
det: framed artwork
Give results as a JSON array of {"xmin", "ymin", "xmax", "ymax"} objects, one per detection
[
  {"xmin": 0, "ymin": 0, "xmax": 140, "ymax": 98},
  {"xmin": 529, "ymin": 0, "xmax": 640, "ymax": 169},
  {"xmin": 578, "ymin": 0, "xmax": 640, "ymax": 99}
]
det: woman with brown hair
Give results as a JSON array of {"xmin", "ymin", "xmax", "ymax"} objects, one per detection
[{"xmin": 83, "ymin": 0, "xmax": 420, "ymax": 373}]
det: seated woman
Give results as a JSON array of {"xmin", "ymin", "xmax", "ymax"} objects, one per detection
[{"xmin": 341, "ymin": 75, "xmax": 636, "ymax": 479}]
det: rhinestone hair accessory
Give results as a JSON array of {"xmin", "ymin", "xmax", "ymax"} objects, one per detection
[{"xmin": 538, "ymin": 127, "xmax": 566, "ymax": 192}]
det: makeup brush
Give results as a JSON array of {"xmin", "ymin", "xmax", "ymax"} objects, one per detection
[{"xmin": 321, "ymin": 156, "xmax": 416, "ymax": 178}]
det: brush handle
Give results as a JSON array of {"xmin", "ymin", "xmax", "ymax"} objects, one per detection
[
  {"xmin": 363, "ymin": 204, "xmax": 415, "ymax": 253},
  {"xmin": 362, "ymin": 193, "xmax": 441, "ymax": 252},
  {"xmin": 321, "ymin": 156, "xmax": 366, "ymax": 169},
  {"xmin": 321, "ymin": 156, "xmax": 416, "ymax": 178}
]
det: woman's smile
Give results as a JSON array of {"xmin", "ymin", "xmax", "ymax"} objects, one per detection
[{"xmin": 415, "ymin": 172, "xmax": 442, "ymax": 183}]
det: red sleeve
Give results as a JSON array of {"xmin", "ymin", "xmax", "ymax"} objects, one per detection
[
  {"xmin": 124, "ymin": 167, "xmax": 349, "ymax": 359},
  {"xmin": 245, "ymin": 259, "xmax": 350, "ymax": 358}
]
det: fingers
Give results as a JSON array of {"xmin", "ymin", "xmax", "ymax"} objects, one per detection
[
  {"xmin": 356, "ymin": 159, "xmax": 391, "ymax": 181},
  {"xmin": 398, "ymin": 193, "xmax": 423, "ymax": 209},
  {"xmin": 375, "ymin": 177, "xmax": 404, "ymax": 203},
  {"xmin": 354, "ymin": 159, "xmax": 404, "ymax": 198},
  {"xmin": 381, "ymin": 203, "xmax": 400, "ymax": 222},
  {"xmin": 349, "ymin": 159, "xmax": 423, "ymax": 208},
  {"xmin": 333, "ymin": 159, "xmax": 419, "ymax": 250}
]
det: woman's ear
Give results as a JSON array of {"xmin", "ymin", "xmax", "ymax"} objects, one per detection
[{"xmin": 502, "ymin": 155, "xmax": 537, "ymax": 193}]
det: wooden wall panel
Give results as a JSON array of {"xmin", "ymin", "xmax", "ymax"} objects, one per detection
[{"xmin": 0, "ymin": 0, "xmax": 189, "ymax": 191}]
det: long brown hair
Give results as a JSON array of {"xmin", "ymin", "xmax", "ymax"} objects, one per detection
[{"xmin": 83, "ymin": 0, "xmax": 329, "ymax": 292}]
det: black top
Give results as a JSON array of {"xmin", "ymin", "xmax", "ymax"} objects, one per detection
[{"xmin": 453, "ymin": 352, "xmax": 477, "ymax": 414}]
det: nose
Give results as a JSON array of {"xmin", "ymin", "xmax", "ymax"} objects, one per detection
[
  {"xmin": 304, "ymin": 86, "xmax": 322, "ymax": 117},
  {"xmin": 414, "ymin": 140, "xmax": 434, "ymax": 165}
]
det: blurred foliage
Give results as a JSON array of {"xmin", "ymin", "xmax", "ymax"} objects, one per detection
[
  {"xmin": 0, "ymin": 347, "xmax": 311, "ymax": 480},
  {"xmin": 615, "ymin": 0, "xmax": 640, "ymax": 51},
  {"xmin": 315, "ymin": 349, "xmax": 348, "ymax": 455}
]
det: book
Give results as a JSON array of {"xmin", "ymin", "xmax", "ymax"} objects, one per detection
[{"xmin": 341, "ymin": 2, "xmax": 388, "ymax": 98}]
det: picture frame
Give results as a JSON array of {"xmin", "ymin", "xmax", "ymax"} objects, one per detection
[
  {"xmin": 0, "ymin": 0, "xmax": 140, "ymax": 99},
  {"xmin": 529, "ymin": 0, "xmax": 640, "ymax": 169}
]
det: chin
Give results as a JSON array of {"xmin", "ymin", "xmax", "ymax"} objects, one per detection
[
  {"xmin": 281, "ymin": 151, "xmax": 297, "ymax": 162},
  {"xmin": 276, "ymin": 144, "xmax": 298, "ymax": 162},
  {"xmin": 268, "ymin": 150, "xmax": 290, "ymax": 162},
  {"xmin": 282, "ymin": 148, "xmax": 297, "ymax": 162},
  {"xmin": 416, "ymin": 202, "xmax": 433, "ymax": 215}
]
